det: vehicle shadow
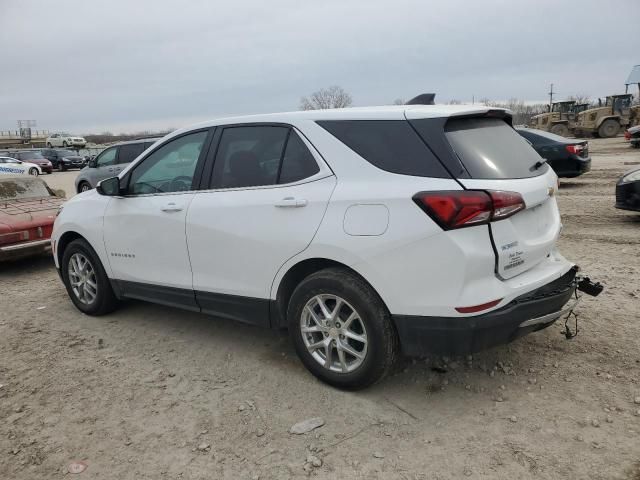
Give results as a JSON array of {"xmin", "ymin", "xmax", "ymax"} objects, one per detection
[
  {"xmin": 0, "ymin": 254, "xmax": 55, "ymax": 278},
  {"xmin": 106, "ymin": 297, "xmax": 557, "ymax": 415}
]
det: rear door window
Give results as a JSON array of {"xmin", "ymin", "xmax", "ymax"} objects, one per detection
[
  {"xmin": 211, "ymin": 126, "xmax": 289, "ymax": 188},
  {"xmin": 117, "ymin": 143, "xmax": 145, "ymax": 165},
  {"xmin": 444, "ymin": 118, "xmax": 547, "ymax": 179},
  {"xmin": 317, "ymin": 120, "xmax": 449, "ymax": 178}
]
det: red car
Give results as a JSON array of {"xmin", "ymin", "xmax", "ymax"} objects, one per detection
[
  {"xmin": 0, "ymin": 175, "xmax": 64, "ymax": 260},
  {"xmin": 10, "ymin": 151, "xmax": 53, "ymax": 174}
]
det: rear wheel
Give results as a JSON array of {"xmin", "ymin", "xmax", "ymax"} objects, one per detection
[
  {"xmin": 28, "ymin": 167, "xmax": 39, "ymax": 176},
  {"xmin": 58, "ymin": 162, "xmax": 65, "ymax": 172},
  {"xmin": 46, "ymin": 142, "xmax": 52, "ymax": 148},
  {"xmin": 550, "ymin": 123, "xmax": 569, "ymax": 137},
  {"xmin": 598, "ymin": 119, "xmax": 620, "ymax": 138},
  {"xmin": 61, "ymin": 239, "xmax": 119, "ymax": 315},
  {"xmin": 62, "ymin": 141, "xmax": 68, "ymax": 147},
  {"xmin": 288, "ymin": 268, "xmax": 398, "ymax": 389},
  {"xmin": 78, "ymin": 181, "xmax": 92, "ymax": 193}
]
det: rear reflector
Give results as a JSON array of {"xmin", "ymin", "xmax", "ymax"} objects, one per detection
[
  {"xmin": 455, "ymin": 298, "xmax": 502, "ymax": 314},
  {"xmin": 413, "ymin": 190, "xmax": 525, "ymax": 230}
]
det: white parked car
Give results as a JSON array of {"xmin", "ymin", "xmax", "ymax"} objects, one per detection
[
  {"xmin": 0, "ymin": 156, "xmax": 42, "ymax": 176},
  {"xmin": 46, "ymin": 133, "xmax": 87, "ymax": 148},
  {"xmin": 52, "ymin": 105, "xmax": 599, "ymax": 389}
]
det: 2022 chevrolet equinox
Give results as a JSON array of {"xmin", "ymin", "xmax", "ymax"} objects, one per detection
[{"xmin": 52, "ymin": 105, "xmax": 588, "ymax": 389}]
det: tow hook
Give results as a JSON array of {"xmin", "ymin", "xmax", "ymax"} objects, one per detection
[
  {"xmin": 576, "ymin": 276, "xmax": 604, "ymax": 297},
  {"xmin": 562, "ymin": 276, "xmax": 604, "ymax": 340}
]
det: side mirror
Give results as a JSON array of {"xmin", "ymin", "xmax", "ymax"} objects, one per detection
[
  {"xmin": 96, "ymin": 176, "xmax": 121, "ymax": 196},
  {"xmin": 88, "ymin": 158, "xmax": 97, "ymax": 168}
]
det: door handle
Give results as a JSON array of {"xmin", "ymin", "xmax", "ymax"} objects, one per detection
[
  {"xmin": 274, "ymin": 197, "xmax": 308, "ymax": 208},
  {"xmin": 161, "ymin": 202, "xmax": 183, "ymax": 213}
]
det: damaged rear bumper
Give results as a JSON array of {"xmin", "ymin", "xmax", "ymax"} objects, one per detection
[{"xmin": 393, "ymin": 267, "xmax": 581, "ymax": 356}]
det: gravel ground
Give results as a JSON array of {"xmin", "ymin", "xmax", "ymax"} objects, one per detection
[{"xmin": 1, "ymin": 137, "xmax": 639, "ymax": 479}]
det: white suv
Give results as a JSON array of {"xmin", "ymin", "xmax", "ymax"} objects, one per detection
[
  {"xmin": 46, "ymin": 133, "xmax": 87, "ymax": 148},
  {"xmin": 52, "ymin": 105, "xmax": 589, "ymax": 389}
]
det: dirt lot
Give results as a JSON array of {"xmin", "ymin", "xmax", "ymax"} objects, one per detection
[{"xmin": 1, "ymin": 138, "xmax": 639, "ymax": 479}]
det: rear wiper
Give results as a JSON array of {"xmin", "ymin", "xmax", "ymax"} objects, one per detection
[{"xmin": 532, "ymin": 158, "xmax": 548, "ymax": 170}]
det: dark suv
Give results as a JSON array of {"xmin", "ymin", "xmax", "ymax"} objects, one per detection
[
  {"xmin": 41, "ymin": 149, "xmax": 86, "ymax": 171},
  {"xmin": 74, "ymin": 138, "xmax": 160, "ymax": 193}
]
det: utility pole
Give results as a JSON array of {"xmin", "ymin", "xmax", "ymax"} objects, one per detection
[{"xmin": 548, "ymin": 83, "xmax": 554, "ymax": 109}]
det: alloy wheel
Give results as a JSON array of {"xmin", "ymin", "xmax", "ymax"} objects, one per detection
[
  {"xmin": 300, "ymin": 294, "xmax": 368, "ymax": 373},
  {"xmin": 68, "ymin": 253, "xmax": 98, "ymax": 305}
]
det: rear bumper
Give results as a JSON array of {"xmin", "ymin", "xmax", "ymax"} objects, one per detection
[
  {"xmin": 615, "ymin": 179, "xmax": 640, "ymax": 211},
  {"xmin": 0, "ymin": 239, "xmax": 51, "ymax": 260},
  {"xmin": 393, "ymin": 267, "xmax": 578, "ymax": 356},
  {"xmin": 553, "ymin": 157, "xmax": 591, "ymax": 178}
]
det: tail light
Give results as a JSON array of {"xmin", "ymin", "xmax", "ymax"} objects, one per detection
[
  {"xmin": 625, "ymin": 131, "xmax": 631, "ymax": 140},
  {"xmin": 565, "ymin": 144, "xmax": 584, "ymax": 155},
  {"xmin": 413, "ymin": 190, "xmax": 525, "ymax": 230}
]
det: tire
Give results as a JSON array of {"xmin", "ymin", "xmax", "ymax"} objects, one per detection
[
  {"xmin": 58, "ymin": 162, "xmax": 65, "ymax": 172},
  {"xmin": 288, "ymin": 267, "xmax": 398, "ymax": 389},
  {"xmin": 46, "ymin": 143, "xmax": 52, "ymax": 148},
  {"xmin": 550, "ymin": 123, "xmax": 569, "ymax": 137},
  {"xmin": 598, "ymin": 119, "xmax": 620, "ymax": 138},
  {"xmin": 28, "ymin": 167, "xmax": 39, "ymax": 176},
  {"xmin": 78, "ymin": 181, "xmax": 92, "ymax": 193},
  {"xmin": 63, "ymin": 141, "xmax": 68, "ymax": 147},
  {"xmin": 61, "ymin": 238, "xmax": 119, "ymax": 316}
]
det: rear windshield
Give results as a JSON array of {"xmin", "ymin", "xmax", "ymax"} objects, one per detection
[
  {"xmin": 445, "ymin": 118, "xmax": 548, "ymax": 179},
  {"xmin": 317, "ymin": 120, "xmax": 449, "ymax": 178},
  {"xmin": 0, "ymin": 178, "xmax": 51, "ymax": 200}
]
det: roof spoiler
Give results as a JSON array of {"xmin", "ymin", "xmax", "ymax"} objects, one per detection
[{"xmin": 406, "ymin": 93, "xmax": 436, "ymax": 105}]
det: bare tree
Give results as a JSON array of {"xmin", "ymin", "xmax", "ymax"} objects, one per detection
[
  {"xmin": 568, "ymin": 93, "xmax": 591, "ymax": 105},
  {"xmin": 392, "ymin": 98, "xmax": 405, "ymax": 105},
  {"xmin": 447, "ymin": 99, "xmax": 463, "ymax": 105},
  {"xmin": 300, "ymin": 86, "xmax": 353, "ymax": 110}
]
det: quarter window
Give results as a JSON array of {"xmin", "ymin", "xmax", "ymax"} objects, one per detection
[
  {"xmin": 128, "ymin": 131, "xmax": 207, "ymax": 195},
  {"xmin": 317, "ymin": 120, "xmax": 450, "ymax": 178},
  {"xmin": 278, "ymin": 132, "xmax": 320, "ymax": 184}
]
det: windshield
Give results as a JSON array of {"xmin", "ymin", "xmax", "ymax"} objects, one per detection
[
  {"xmin": 20, "ymin": 152, "xmax": 44, "ymax": 159},
  {"xmin": 0, "ymin": 177, "xmax": 52, "ymax": 200}
]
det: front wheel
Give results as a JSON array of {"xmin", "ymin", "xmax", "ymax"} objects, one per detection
[
  {"xmin": 598, "ymin": 119, "xmax": 620, "ymax": 138},
  {"xmin": 61, "ymin": 238, "xmax": 119, "ymax": 315},
  {"xmin": 62, "ymin": 141, "xmax": 68, "ymax": 147},
  {"xmin": 46, "ymin": 142, "xmax": 52, "ymax": 148},
  {"xmin": 28, "ymin": 167, "xmax": 39, "ymax": 176},
  {"xmin": 58, "ymin": 162, "xmax": 65, "ymax": 172},
  {"xmin": 288, "ymin": 268, "xmax": 398, "ymax": 389},
  {"xmin": 78, "ymin": 181, "xmax": 92, "ymax": 193}
]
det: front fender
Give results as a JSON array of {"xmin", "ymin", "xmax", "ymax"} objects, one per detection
[{"xmin": 52, "ymin": 191, "xmax": 111, "ymax": 275}]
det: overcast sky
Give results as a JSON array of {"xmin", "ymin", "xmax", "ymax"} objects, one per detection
[{"xmin": 1, "ymin": 0, "xmax": 638, "ymax": 134}]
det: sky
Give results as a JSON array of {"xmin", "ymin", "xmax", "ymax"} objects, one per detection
[{"xmin": 1, "ymin": 0, "xmax": 638, "ymax": 134}]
